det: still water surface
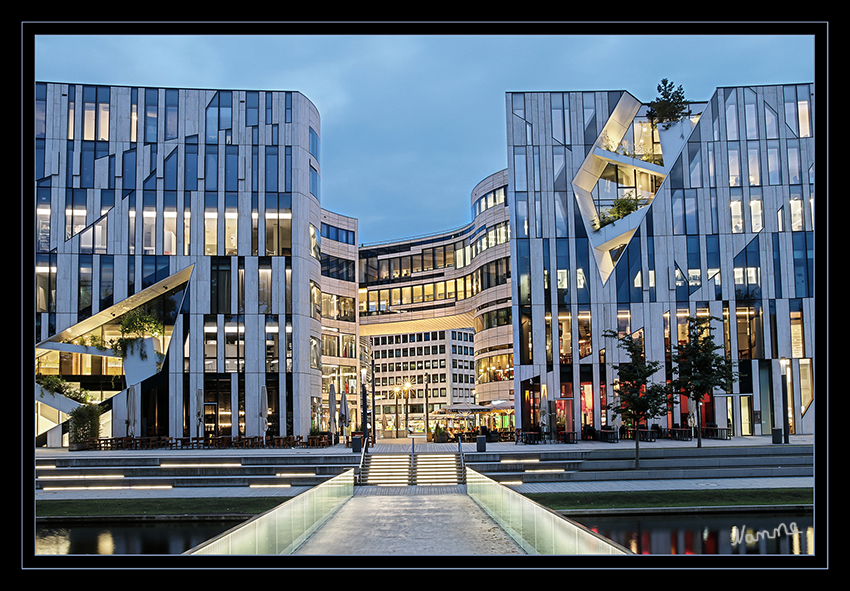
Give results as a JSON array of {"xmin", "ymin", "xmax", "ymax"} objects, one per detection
[
  {"xmin": 35, "ymin": 520, "xmax": 238, "ymax": 555},
  {"xmin": 574, "ymin": 512, "xmax": 814, "ymax": 555},
  {"xmin": 35, "ymin": 512, "xmax": 814, "ymax": 555}
]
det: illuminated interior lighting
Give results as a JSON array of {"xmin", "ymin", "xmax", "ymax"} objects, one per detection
[
  {"xmin": 525, "ymin": 469, "xmax": 565, "ymax": 473},
  {"xmin": 275, "ymin": 472, "xmax": 315, "ymax": 477},
  {"xmin": 160, "ymin": 463, "xmax": 241, "ymax": 468},
  {"xmin": 42, "ymin": 485, "xmax": 172, "ymax": 491},
  {"xmin": 39, "ymin": 474, "xmax": 124, "ymax": 480},
  {"xmin": 501, "ymin": 458, "xmax": 538, "ymax": 463},
  {"xmin": 249, "ymin": 484, "xmax": 291, "ymax": 488},
  {"xmin": 500, "ymin": 480, "xmax": 523, "ymax": 485}
]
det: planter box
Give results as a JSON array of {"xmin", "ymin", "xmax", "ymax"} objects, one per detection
[{"xmin": 68, "ymin": 442, "xmax": 89, "ymax": 451}]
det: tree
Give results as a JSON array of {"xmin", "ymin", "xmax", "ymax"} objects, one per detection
[
  {"xmin": 669, "ymin": 316, "xmax": 738, "ymax": 448},
  {"xmin": 603, "ymin": 329, "xmax": 676, "ymax": 469},
  {"xmin": 646, "ymin": 78, "xmax": 692, "ymax": 130}
]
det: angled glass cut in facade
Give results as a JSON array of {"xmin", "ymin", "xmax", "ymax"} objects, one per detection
[
  {"xmin": 506, "ymin": 85, "xmax": 814, "ymax": 439},
  {"xmin": 35, "ymin": 83, "xmax": 336, "ymax": 444}
]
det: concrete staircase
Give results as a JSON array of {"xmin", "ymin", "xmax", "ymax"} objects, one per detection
[
  {"xmin": 359, "ymin": 453, "xmax": 465, "ymax": 486},
  {"xmin": 36, "ymin": 453, "xmax": 358, "ymax": 491},
  {"xmin": 463, "ymin": 444, "xmax": 814, "ymax": 484},
  {"xmin": 360, "ymin": 454, "xmax": 412, "ymax": 486},
  {"xmin": 413, "ymin": 454, "xmax": 464, "ymax": 485}
]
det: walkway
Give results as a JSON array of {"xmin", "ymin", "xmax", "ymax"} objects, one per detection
[{"xmin": 294, "ymin": 486, "xmax": 525, "ymax": 555}]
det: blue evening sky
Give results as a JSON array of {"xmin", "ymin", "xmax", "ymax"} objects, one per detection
[{"xmin": 32, "ymin": 28, "xmax": 818, "ymax": 244}]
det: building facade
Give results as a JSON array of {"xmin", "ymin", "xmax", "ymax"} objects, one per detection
[
  {"xmin": 35, "ymin": 83, "xmax": 340, "ymax": 443},
  {"xmin": 33, "ymin": 81, "xmax": 815, "ymax": 447},
  {"xmin": 506, "ymin": 85, "xmax": 815, "ymax": 438},
  {"xmin": 357, "ymin": 169, "xmax": 514, "ymax": 434}
]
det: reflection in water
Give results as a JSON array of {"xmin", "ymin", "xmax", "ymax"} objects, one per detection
[
  {"xmin": 575, "ymin": 513, "xmax": 814, "ymax": 555},
  {"xmin": 35, "ymin": 521, "xmax": 238, "ymax": 555}
]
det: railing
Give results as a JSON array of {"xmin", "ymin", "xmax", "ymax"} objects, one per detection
[
  {"xmin": 465, "ymin": 468, "xmax": 631, "ymax": 555},
  {"xmin": 183, "ymin": 469, "xmax": 354, "ymax": 555}
]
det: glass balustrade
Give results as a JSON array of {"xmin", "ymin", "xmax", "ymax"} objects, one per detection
[
  {"xmin": 466, "ymin": 468, "xmax": 630, "ymax": 555},
  {"xmin": 184, "ymin": 469, "xmax": 354, "ymax": 555}
]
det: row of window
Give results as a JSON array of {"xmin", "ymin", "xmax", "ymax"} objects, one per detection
[
  {"xmin": 360, "ymin": 256, "xmax": 510, "ymax": 315},
  {"xmin": 320, "ymin": 222, "xmax": 356, "ymax": 245},
  {"xmin": 36, "ymin": 84, "xmax": 295, "ymax": 144}
]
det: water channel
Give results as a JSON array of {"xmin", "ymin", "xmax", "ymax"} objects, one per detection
[
  {"xmin": 34, "ymin": 512, "xmax": 813, "ymax": 555},
  {"xmin": 573, "ymin": 512, "xmax": 814, "ymax": 555}
]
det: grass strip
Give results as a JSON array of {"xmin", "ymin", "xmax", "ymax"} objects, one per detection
[
  {"xmin": 36, "ymin": 497, "xmax": 291, "ymax": 518},
  {"xmin": 523, "ymin": 488, "xmax": 813, "ymax": 511}
]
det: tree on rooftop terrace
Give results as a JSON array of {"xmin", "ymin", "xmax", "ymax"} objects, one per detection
[{"xmin": 646, "ymin": 78, "xmax": 692, "ymax": 130}]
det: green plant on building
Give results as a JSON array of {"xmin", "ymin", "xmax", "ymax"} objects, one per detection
[
  {"xmin": 646, "ymin": 78, "xmax": 692, "ymax": 131},
  {"xmin": 594, "ymin": 192, "xmax": 647, "ymax": 230},
  {"xmin": 36, "ymin": 373, "xmax": 91, "ymax": 404},
  {"xmin": 111, "ymin": 310, "xmax": 164, "ymax": 360},
  {"xmin": 68, "ymin": 402, "xmax": 103, "ymax": 445}
]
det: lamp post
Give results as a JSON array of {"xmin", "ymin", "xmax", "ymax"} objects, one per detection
[
  {"xmin": 425, "ymin": 373, "xmax": 431, "ymax": 442},
  {"xmin": 394, "ymin": 386, "xmax": 401, "ymax": 439},
  {"xmin": 403, "ymin": 380, "xmax": 412, "ymax": 438},
  {"xmin": 780, "ymin": 358, "xmax": 790, "ymax": 444}
]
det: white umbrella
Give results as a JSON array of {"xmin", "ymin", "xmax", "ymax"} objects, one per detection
[
  {"xmin": 339, "ymin": 385, "xmax": 350, "ymax": 428},
  {"xmin": 126, "ymin": 384, "xmax": 136, "ymax": 437},
  {"xmin": 442, "ymin": 403, "xmax": 489, "ymax": 413},
  {"xmin": 259, "ymin": 385, "xmax": 269, "ymax": 435},
  {"xmin": 328, "ymin": 384, "xmax": 337, "ymax": 436}
]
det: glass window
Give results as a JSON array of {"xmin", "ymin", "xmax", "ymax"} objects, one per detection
[
  {"xmin": 165, "ymin": 89, "xmax": 178, "ymax": 140},
  {"xmin": 145, "ymin": 88, "xmax": 158, "ymax": 144},
  {"xmin": 309, "ymin": 224, "xmax": 321, "ymax": 261},
  {"xmin": 310, "ymin": 165, "xmax": 320, "ymax": 198},
  {"xmin": 787, "ymin": 139, "xmax": 802, "ymax": 184},
  {"xmin": 258, "ymin": 257, "xmax": 272, "ymax": 314},
  {"xmin": 310, "ymin": 127, "xmax": 320, "ymax": 162},
  {"xmin": 728, "ymin": 142, "xmax": 741, "ymax": 187},
  {"xmin": 765, "ymin": 103, "xmax": 780, "ymax": 139},
  {"xmin": 98, "ymin": 255, "xmax": 114, "ymax": 309},
  {"xmin": 747, "ymin": 141, "xmax": 760, "ymax": 186},
  {"xmin": 246, "ymin": 91, "xmax": 259, "ymax": 127},
  {"xmin": 767, "ymin": 140, "xmax": 781, "ymax": 185},
  {"xmin": 749, "ymin": 187, "xmax": 764, "ymax": 233},
  {"xmin": 730, "ymin": 191, "xmax": 744, "ymax": 234},
  {"xmin": 724, "ymin": 88, "xmax": 738, "ymax": 141},
  {"xmin": 204, "ymin": 316, "xmax": 218, "ymax": 372},
  {"xmin": 744, "ymin": 88, "xmax": 758, "ymax": 139}
]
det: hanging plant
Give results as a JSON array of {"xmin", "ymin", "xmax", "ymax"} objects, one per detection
[
  {"xmin": 111, "ymin": 310, "xmax": 164, "ymax": 360},
  {"xmin": 36, "ymin": 373, "xmax": 91, "ymax": 403}
]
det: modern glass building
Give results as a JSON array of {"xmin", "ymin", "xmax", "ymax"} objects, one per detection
[
  {"xmin": 506, "ymin": 85, "xmax": 815, "ymax": 438},
  {"xmin": 34, "ymin": 83, "xmax": 341, "ymax": 444},
  {"xmin": 357, "ymin": 169, "xmax": 514, "ymax": 434},
  {"xmin": 33, "ymin": 81, "xmax": 815, "ymax": 447}
]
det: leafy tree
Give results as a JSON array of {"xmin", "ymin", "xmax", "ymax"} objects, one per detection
[
  {"xmin": 603, "ymin": 329, "xmax": 676, "ymax": 469},
  {"xmin": 646, "ymin": 78, "xmax": 692, "ymax": 130},
  {"xmin": 69, "ymin": 403, "xmax": 103, "ymax": 444},
  {"xmin": 669, "ymin": 316, "xmax": 738, "ymax": 448}
]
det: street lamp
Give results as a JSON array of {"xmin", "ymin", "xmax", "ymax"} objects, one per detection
[
  {"xmin": 393, "ymin": 386, "xmax": 401, "ymax": 439},
  {"xmin": 779, "ymin": 358, "xmax": 790, "ymax": 444},
  {"xmin": 403, "ymin": 380, "xmax": 412, "ymax": 438}
]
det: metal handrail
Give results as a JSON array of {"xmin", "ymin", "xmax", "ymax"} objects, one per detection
[{"xmin": 357, "ymin": 434, "xmax": 368, "ymax": 484}]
